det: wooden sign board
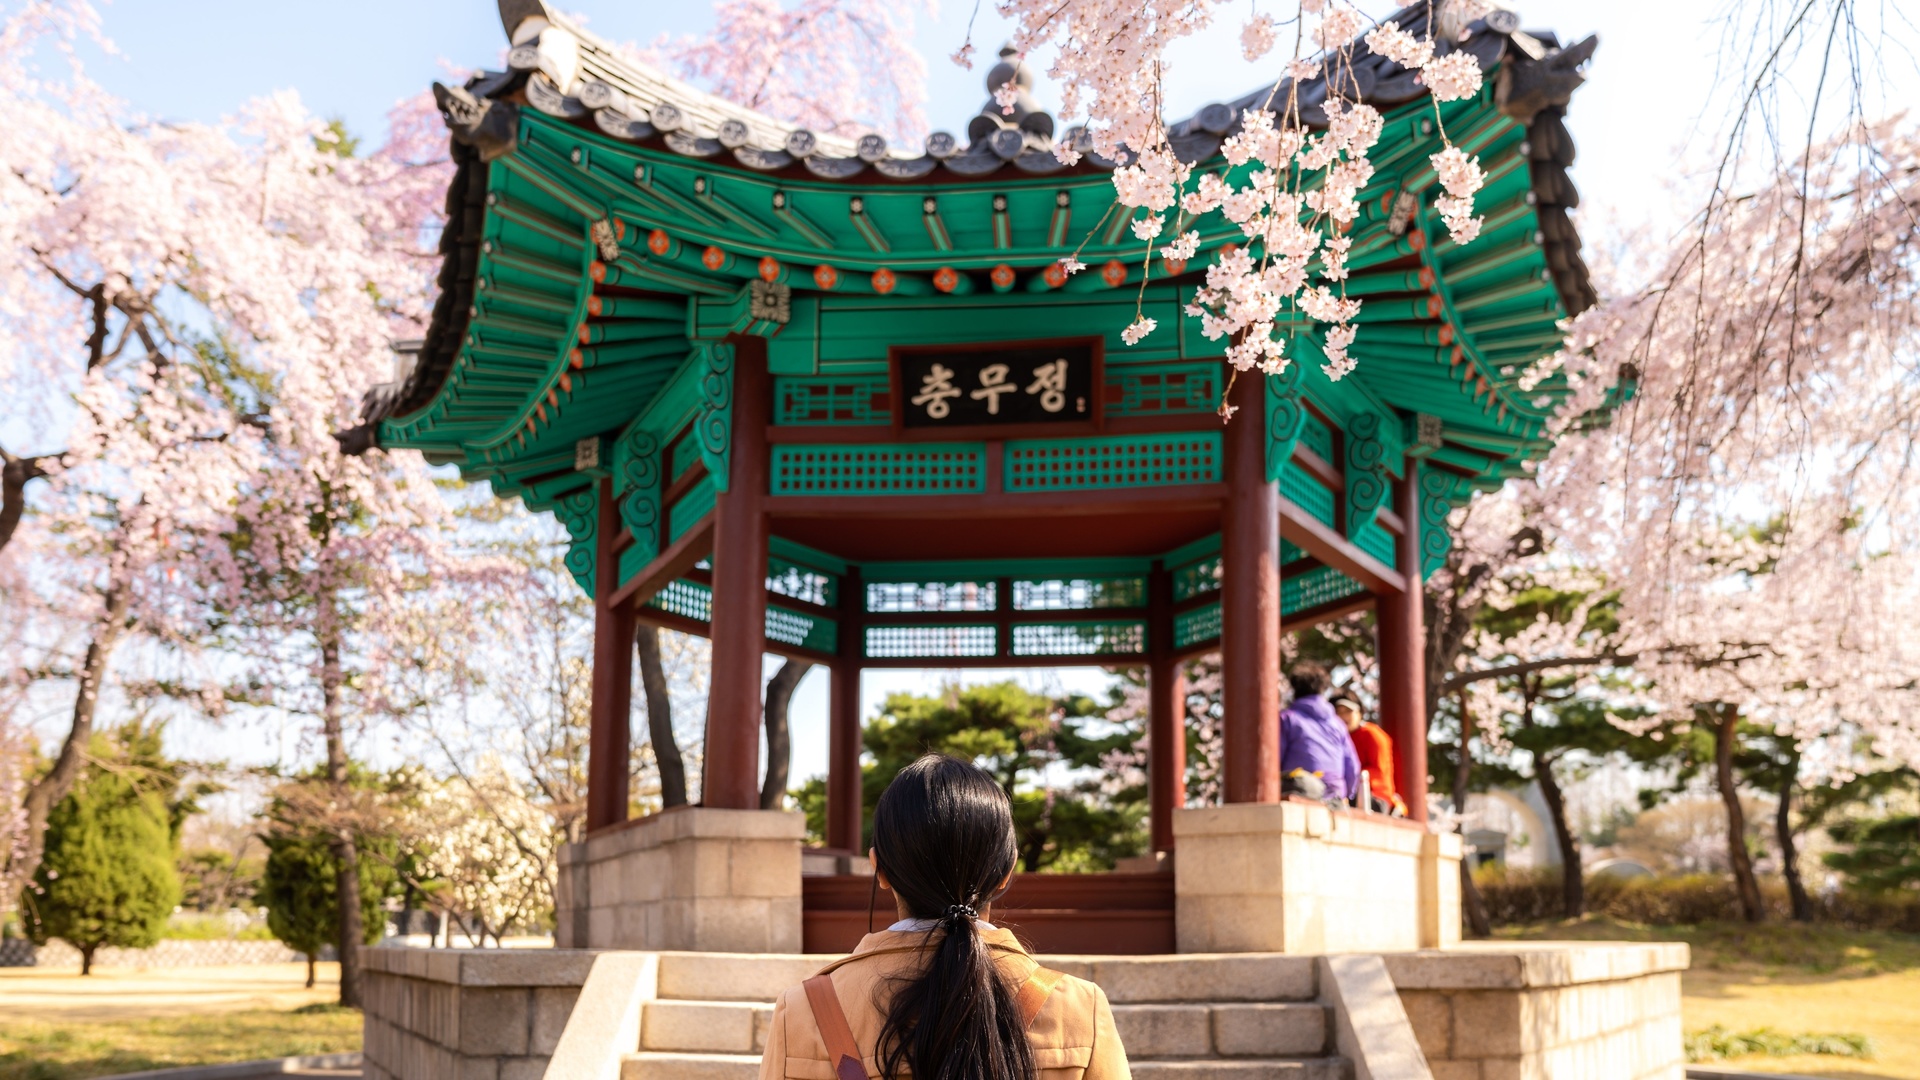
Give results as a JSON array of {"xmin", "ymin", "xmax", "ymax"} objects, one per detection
[{"xmin": 890, "ymin": 339, "xmax": 1102, "ymax": 438}]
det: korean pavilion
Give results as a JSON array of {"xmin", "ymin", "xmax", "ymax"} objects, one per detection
[{"xmin": 341, "ymin": 0, "xmax": 1613, "ymax": 961}]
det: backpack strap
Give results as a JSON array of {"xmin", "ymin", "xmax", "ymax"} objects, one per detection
[
  {"xmin": 803, "ymin": 975, "xmax": 868, "ymax": 1080},
  {"xmin": 1016, "ymin": 966, "xmax": 1067, "ymax": 1029}
]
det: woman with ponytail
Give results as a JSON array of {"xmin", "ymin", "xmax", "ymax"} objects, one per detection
[{"xmin": 760, "ymin": 754, "xmax": 1130, "ymax": 1080}]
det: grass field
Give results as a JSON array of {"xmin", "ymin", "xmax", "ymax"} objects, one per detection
[
  {"xmin": 0, "ymin": 1007, "xmax": 361, "ymax": 1080},
  {"xmin": 1501, "ymin": 917, "xmax": 1920, "ymax": 1079},
  {"xmin": 0, "ymin": 962, "xmax": 360, "ymax": 1080}
]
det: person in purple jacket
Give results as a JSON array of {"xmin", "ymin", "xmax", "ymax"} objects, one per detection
[{"xmin": 1279, "ymin": 663, "xmax": 1361, "ymax": 803}]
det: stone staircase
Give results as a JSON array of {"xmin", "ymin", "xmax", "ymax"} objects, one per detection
[{"xmin": 621, "ymin": 954, "xmax": 1352, "ymax": 1079}]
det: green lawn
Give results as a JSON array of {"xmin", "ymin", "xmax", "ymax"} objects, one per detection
[
  {"xmin": 1499, "ymin": 917, "xmax": 1920, "ymax": 1079},
  {"xmin": 0, "ymin": 1005, "xmax": 361, "ymax": 1080}
]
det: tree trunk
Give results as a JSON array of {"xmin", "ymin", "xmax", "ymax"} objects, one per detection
[
  {"xmin": 319, "ymin": 619, "xmax": 366, "ymax": 1008},
  {"xmin": 12, "ymin": 576, "xmax": 128, "ymax": 894},
  {"xmin": 1451, "ymin": 714, "xmax": 1492, "ymax": 938},
  {"xmin": 1533, "ymin": 752, "xmax": 1584, "ymax": 919},
  {"xmin": 306, "ymin": 952, "xmax": 317, "ymax": 989},
  {"xmin": 81, "ymin": 945, "xmax": 94, "ymax": 976},
  {"xmin": 1712, "ymin": 706, "xmax": 1765, "ymax": 922},
  {"xmin": 0, "ymin": 448, "xmax": 49, "ymax": 554},
  {"xmin": 635, "ymin": 625, "xmax": 687, "ymax": 808},
  {"xmin": 1775, "ymin": 752, "xmax": 1813, "ymax": 922},
  {"xmin": 760, "ymin": 660, "xmax": 811, "ymax": 810}
]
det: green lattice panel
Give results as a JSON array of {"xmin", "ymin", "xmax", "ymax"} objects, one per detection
[
  {"xmin": 1280, "ymin": 462, "xmax": 1336, "ymax": 528},
  {"xmin": 1174, "ymin": 603, "xmax": 1222, "ymax": 648},
  {"xmin": 865, "ymin": 581, "xmax": 997, "ymax": 612},
  {"xmin": 1282, "ymin": 565, "xmax": 1366, "ymax": 615},
  {"xmin": 771, "ymin": 444, "xmax": 986, "ymax": 495},
  {"xmin": 767, "ymin": 605, "xmax": 837, "ymax": 654},
  {"xmin": 1004, "ymin": 433, "xmax": 1222, "ymax": 491},
  {"xmin": 1172, "ymin": 556, "xmax": 1222, "ymax": 601},
  {"xmin": 649, "ymin": 578, "xmax": 712, "ymax": 623},
  {"xmin": 1281, "ymin": 539, "xmax": 1308, "ymax": 563},
  {"xmin": 669, "ymin": 433, "xmax": 704, "ymax": 482},
  {"xmin": 864, "ymin": 624, "xmax": 998, "ymax": 658},
  {"xmin": 768, "ymin": 557, "xmax": 835, "ymax": 607},
  {"xmin": 1011, "ymin": 621, "xmax": 1147, "ymax": 656},
  {"xmin": 669, "ymin": 474, "xmax": 717, "ymax": 542},
  {"xmin": 1107, "ymin": 362, "xmax": 1219, "ymax": 417},
  {"xmin": 1013, "ymin": 577, "xmax": 1146, "ymax": 610},
  {"xmin": 1298, "ymin": 410, "xmax": 1335, "ymax": 463},
  {"xmin": 773, "ymin": 376, "xmax": 890, "ymax": 425},
  {"xmin": 1355, "ymin": 521, "xmax": 1397, "ymax": 569}
]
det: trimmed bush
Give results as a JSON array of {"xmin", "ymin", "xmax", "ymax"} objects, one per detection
[{"xmin": 1474, "ymin": 864, "xmax": 1920, "ymax": 929}]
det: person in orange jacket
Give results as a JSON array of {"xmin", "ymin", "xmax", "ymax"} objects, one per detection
[{"xmin": 1331, "ymin": 690, "xmax": 1409, "ymax": 816}]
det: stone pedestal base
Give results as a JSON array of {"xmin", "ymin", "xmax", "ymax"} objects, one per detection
[
  {"xmin": 1173, "ymin": 801, "xmax": 1462, "ymax": 954},
  {"xmin": 553, "ymin": 807, "xmax": 802, "ymax": 952},
  {"xmin": 1389, "ymin": 942, "xmax": 1689, "ymax": 1079}
]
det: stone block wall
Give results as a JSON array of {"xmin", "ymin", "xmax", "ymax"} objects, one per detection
[
  {"xmin": 360, "ymin": 946, "xmax": 595, "ymax": 1080},
  {"xmin": 1174, "ymin": 801, "xmax": 1461, "ymax": 954},
  {"xmin": 1386, "ymin": 943, "xmax": 1690, "ymax": 1080},
  {"xmin": 554, "ymin": 807, "xmax": 803, "ymax": 953}
]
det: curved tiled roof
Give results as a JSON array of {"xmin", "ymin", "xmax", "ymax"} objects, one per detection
[
  {"xmin": 457, "ymin": 0, "xmax": 1594, "ymax": 309},
  {"xmin": 335, "ymin": 0, "xmax": 1601, "ymax": 458}
]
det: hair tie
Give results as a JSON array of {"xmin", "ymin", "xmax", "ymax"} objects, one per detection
[{"xmin": 942, "ymin": 903, "xmax": 977, "ymax": 923}]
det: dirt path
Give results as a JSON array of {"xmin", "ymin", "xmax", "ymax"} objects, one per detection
[{"xmin": 0, "ymin": 962, "xmax": 340, "ymax": 1022}]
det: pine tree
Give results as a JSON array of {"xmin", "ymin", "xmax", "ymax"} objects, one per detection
[
  {"xmin": 258, "ymin": 778, "xmax": 400, "ymax": 989},
  {"xmin": 24, "ymin": 728, "xmax": 183, "ymax": 975}
]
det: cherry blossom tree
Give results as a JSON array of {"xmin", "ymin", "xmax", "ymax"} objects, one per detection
[
  {"xmin": 645, "ymin": 0, "xmax": 936, "ymax": 144},
  {"xmin": 981, "ymin": 0, "xmax": 1496, "ymax": 392},
  {"xmin": 0, "ymin": 0, "xmax": 455, "ymax": 994}
]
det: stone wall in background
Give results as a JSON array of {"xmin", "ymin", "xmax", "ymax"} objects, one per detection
[{"xmin": 0, "ymin": 937, "xmax": 325, "ymax": 968}]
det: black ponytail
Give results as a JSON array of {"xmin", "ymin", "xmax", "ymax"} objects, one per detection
[{"xmin": 872, "ymin": 755, "xmax": 1035, "ymax": 1080}]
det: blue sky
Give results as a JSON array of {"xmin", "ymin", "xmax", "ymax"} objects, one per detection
[
  {"xmin": 61, "ymin": 0, "xmax": 1918, "ymax": 784},
  {"xmin": 76, "ymin": 3, "xmax": 1658, "ymax": 227}
]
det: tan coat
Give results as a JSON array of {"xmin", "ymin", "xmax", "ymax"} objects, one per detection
[{"xmin": 759, "ymin": 926, "xmax": 1130, "ymax": 1080}]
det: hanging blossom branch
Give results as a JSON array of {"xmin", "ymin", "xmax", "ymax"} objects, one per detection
[{"xmin": 978, "ymin": 0, "xmax": 1494, "ymax": 409}]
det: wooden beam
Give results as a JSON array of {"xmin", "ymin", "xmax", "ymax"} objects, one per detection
[
  {"xmin": 765, "ymin": 484, "xmax": 1227, "ymax": 519},
  {"xmin": 1147, "ymin": 561, "xmax": 1184, "ymax": 854},
  {"xmin": 1279, "ymin": 499, "xmax": 1407, "ymax": 595},
  {"xmin": 1376, "ymin": 464, "xmax": 1430, "ymax": 822},
  {"xmin": 704, "ymin": 338, "xmax": 772, "ymax": 811},
  {"xmin": 1221, "ymin": 369, "xmax": 1281, "ymax": 805},
  {"xmin": 586, "ymin": 476, "xmax": 635, "ymax": 832},
  {"xmin": 858, "ymin": 652, "xmax": 1150, "ymax": 669},
  {"xmin": 764, "ymin": 414, "xmax": 1222, "ymax": 444},
  {"xmin": 827, "ymin": 564, "xmax": 864, "ymax": 853},
  {"xmin": 606, "ymin": 513, "xmax": 715, "ymax": 610}
]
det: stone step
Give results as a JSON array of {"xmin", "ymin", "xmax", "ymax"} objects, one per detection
[
  {"xmin": 646, "ymin": 954, "xmax": 1319, "ymax": 1006},
  {"xmin": 1130, "ymin": 1058, "xmax": 1351, "ymax": 1080},
  {"xmin": 623, "ymin": 1051, "xmax": 761, "ymax": 1080},
  {"xmin": 622, "ymin": 1052, "xmax": 1352, "ymax": 1080},
  {"xmin": 642, "ymin": 999, "xmax": 773, "ymax": 1054},
  {"xmin": 1041, "ymin": 955, "xmax": 1318, "ymax": 1004},
  {"xmin": 1113, "ymin": 1002, "xmax": 1330, "ymax": 1058}
]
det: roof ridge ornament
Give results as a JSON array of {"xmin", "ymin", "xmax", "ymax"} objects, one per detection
[{"xmin": 432, "ymin": 82, "xmax": 518, "ymax": 162}]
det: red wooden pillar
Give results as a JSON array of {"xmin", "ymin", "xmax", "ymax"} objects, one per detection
[
  {"xmin": 1376, "ymin": 459, "xmax": 1430, "ymax": 822},
  {"xmin": 1148, "ymin": 563, "xmax": 1185, "ymax": 851},
  {"xmin": 703, "ymin": 339, "xmax": 771, "ymax": 810},
  {"xmin": 827, "ymin": 566, "xmax": 864, "ymax": 852},
  {"xmin": 1220, "ymin": 372, "xmax": 1281, "ymax": 804},
  {"xmin": 587, "ymin": 475, "xmax": 635, "ymax": 831}
]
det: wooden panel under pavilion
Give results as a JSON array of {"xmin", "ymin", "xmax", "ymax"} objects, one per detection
[{"xmin": 341, "ymin": 0, "xmax": 1614, "ymax": 951}]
